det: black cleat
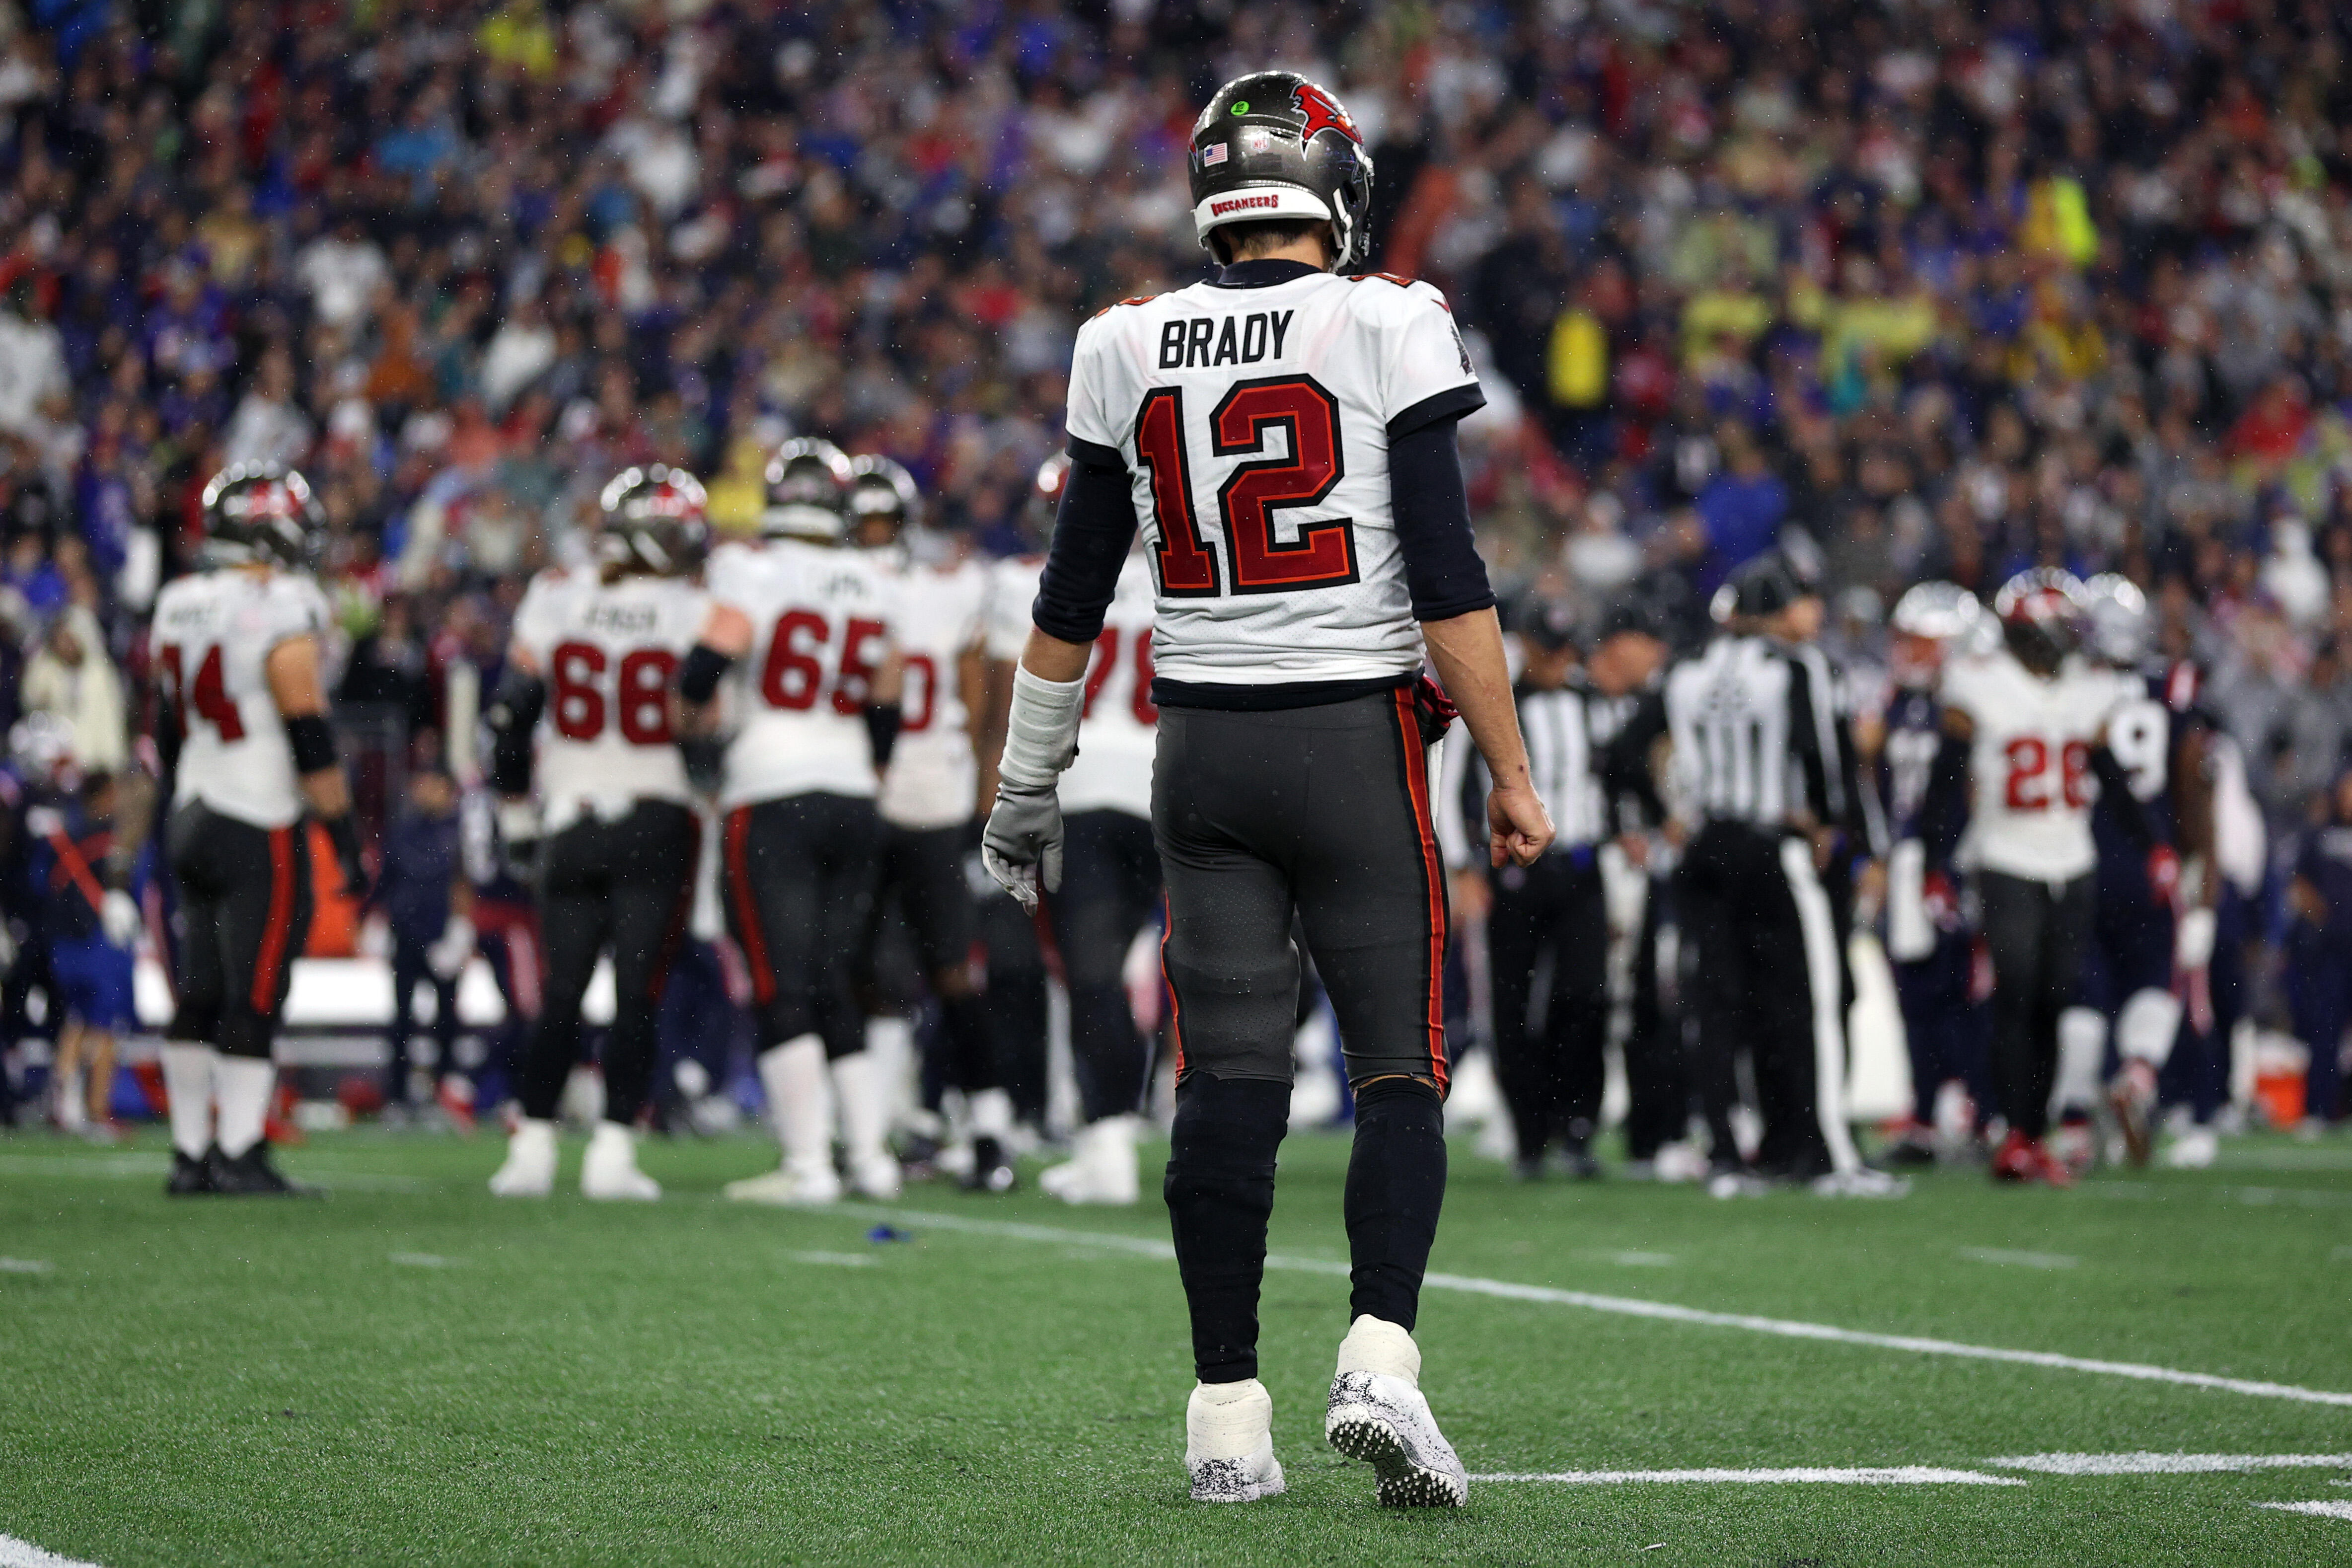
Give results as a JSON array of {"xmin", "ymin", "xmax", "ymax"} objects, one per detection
[
  {"xmin": 1562, "ymin": 1140, "xmax": 1602, "ymax": 1181},
  {"xmin": 962, "ymin": 1135, "xmax": 1017, "ymax": 1194},
  {"xmin": 165, "ymin": 1148, "xmax": 218, "ymax": 1195},
  {"xmin": 211, "ymin": 1143, "xmax": 322, "ymax": 1197}
]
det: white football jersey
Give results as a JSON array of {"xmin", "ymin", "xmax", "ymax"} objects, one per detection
[
  {"xmin": 511, "ymin": 567, "xmax": 711, "ymax": 832},
  {"xmin": 1064, "ymin": 269, "xmax": 1482, "ymax": 687},
  {"xmin": 153, "ymin": 567, "xmax": 333, "ymax": 829},
  {"xmin": 879, "ymin": 555, "xmax": 989, "ymax": 830},
  {"xmin": 1940, "ymin": 650, "xmax": 2122, "ymax": 883},
  {"xmin": 711, "ymin": 537, "xmax": 902, "ymax": 811},
  {"xmin": 1061, "ymin": 552, "xmax": 1158, "ymax": 820},
  {"xmin": 983, "ymin": 554, "xmax": 1043, "ymax": 663}
]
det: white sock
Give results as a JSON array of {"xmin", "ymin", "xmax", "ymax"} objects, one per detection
[
  {"xmin": 830, "ymin": 1050, "xmax": 892, "ymax": 1164},
  {"xmin": 758, "ymin": 1036, "xmax": 833, "ymax": 1175},
  {"xmin": 214, "ymin": 1056, "xmax": 277, "ymax": 1159},
  {"xmin": 159, "ymin": 1044, "xmax": 218, "ymax": 1157},
  {"xmin": 968, "ymin": 1087, "xmax": 1014, "ymax": 1140},
  {"xmin": 1187, "ymin": 1378, "xmax": 1273, "ymax": 1461},
  {"xmin": 2054, "ymin": 1007, "xmax": 2107, "ymax": 1115},
  {"xmin": 1335, "ymin": 1315, "xmax": 1421, "ymax": 1386}
]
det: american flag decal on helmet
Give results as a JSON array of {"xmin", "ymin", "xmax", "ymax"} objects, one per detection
[{"xmin": 1202, "ymin": 141, "xmax": 1228, "ymax": 166}]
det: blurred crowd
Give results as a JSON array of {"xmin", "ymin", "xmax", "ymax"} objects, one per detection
[{"xmin": 3, "ymin": 0, "xmax": 2352, "ymax": 1127}]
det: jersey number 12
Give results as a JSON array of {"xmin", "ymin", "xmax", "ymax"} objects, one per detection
[{"xmin": 1135, "ymin": 376, "xmax": 1360, "ymax": 597}]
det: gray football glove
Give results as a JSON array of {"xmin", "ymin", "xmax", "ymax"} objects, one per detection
[{"xmin": 981, "ymin": 783, "xmax": 1063, "ymax": 912}]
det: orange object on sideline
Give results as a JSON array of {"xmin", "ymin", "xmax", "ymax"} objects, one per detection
[
  {"xmin": 2253, "ymin": 1070, "xmax": 2306, "ymax": 1129},
  {"xmin": 303, "ymin": 821, "xmax": 361, "ymax": 957}
]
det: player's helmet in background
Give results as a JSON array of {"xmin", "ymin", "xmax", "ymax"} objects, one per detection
[
  {"xmin": 1888, "ymin": 581, "xmax": 1984, "ymax": 687},
  {"xmin": 1026, "ymin": 452, "xmax": 1071, "ymax": 549},
  {"xmin": 847, "ymin": 454, "xmax": 922, "ymax": 546},
  {"xmin": 199, "ymin": 464, "xmax": 324, "ymax": 570},
  {"xmin": 2080, "ymin": 573, "xmax": 2151, "ymax": 668},
  {"xmin": 1993, "ymin": 567, "xmax": 2088, "ymax": 674},
  {"xmin": 763, "ymin": 437, "xmax": 855, "ymax": 542},
  {"xmin": 1190, "ymin": 72, "xmax": 1375, "ymax": 271},
  {"xmin": 1710, "ymin": 553, "xmax": 1803, "ymax": 625},
  {"xmin": 597, "ymin": 464, "xmax": 711, "ymax": 577}
]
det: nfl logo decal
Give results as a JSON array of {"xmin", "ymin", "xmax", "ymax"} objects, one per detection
[
  {"xmin": 1202, "ymin": 141, "xmax": 1228, "ymax": 166},
  {"xmin": 1240, "ymin": 126, "xmax": 1273, "ymax": 153}
]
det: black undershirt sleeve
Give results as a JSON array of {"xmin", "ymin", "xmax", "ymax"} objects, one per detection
[
  {"xmin": 1389, "ymin": 416, "xmax": 1495, "ymax": 623},
  {"xmin": 1031, "ymin": 440, "xmax": 1139, "ymax": 645}
]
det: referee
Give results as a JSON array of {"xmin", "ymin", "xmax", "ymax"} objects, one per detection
[
  {"xmin": 1441, "ymin": 598, "xmax": 1664, "ymax": 1179},
  {"xmin": 1622, "ymin": 555, "xmax": 1900, "ymax": 1195}
]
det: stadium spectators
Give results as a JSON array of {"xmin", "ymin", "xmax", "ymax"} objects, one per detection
[{"xmin": 1, "ymin": 0, "xmax": 2351, "ymax": 1135}]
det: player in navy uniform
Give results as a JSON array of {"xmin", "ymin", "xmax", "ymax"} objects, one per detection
[{"xmin": 980, "ymin": 73, "xmax": 1550, "ymax": 1508}]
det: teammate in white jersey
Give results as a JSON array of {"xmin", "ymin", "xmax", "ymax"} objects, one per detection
[
  {"xmin": 676, "ymin": 438, "xmax": 908, "ymax": 1207},
  {"xmin": 980, "ymin": 72, "xmax": 1550, "ymax": 1509},
  {"xmin": 484, "ymin": 466, "xmax": 713, "ymax": 1202},
  {"xmin": 847, "ymin": 454, "xmax": 1018, "ymax": 1195},
  {"xmin": 151, "ymin": 465, "xmax": 368, "ymax": 1196},
  {"xmin": 1926, "ymin": 569, "xmax": 2150, "ymax": 1187}
]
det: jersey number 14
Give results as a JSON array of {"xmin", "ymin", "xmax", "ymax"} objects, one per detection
[
  {"xmin": 1135, "ymin": 376, "xmax": 1360, "ymax": 597},
  {"xmin": 157, "ymin": 644, "xmax": 245, "ymax": 741}
]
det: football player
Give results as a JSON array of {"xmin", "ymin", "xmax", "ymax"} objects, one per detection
[
  {"xmin": 979, "ymin": 73, "xmax": 1550, "ymax": 1507},
  {"xmin": 677, "ymin": 439, "xmax": 907, "ymax": 1206},
  {"xmin": 1866, "ymin": 582, "xmax": 1994, "ymax": 1166},
  {"xmin": 849, "ymin": 454, "xmax": 1018, "ymax": 1194},
  {"xmin": 484, "ymin": 466, "xmax": 711, "ymax": 1201},
  {"xmin": 151, "ymin": 464, "xmax": 368, "ymax": 1195},
  {"xmin": 1925, "ymin": 569, "xmax": 2152, "ymax": 1186}
]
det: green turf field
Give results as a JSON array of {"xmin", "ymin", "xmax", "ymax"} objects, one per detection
[{"xmin": 4, "ymin": 1126, "xmax": 2350, "ymax": 1566}]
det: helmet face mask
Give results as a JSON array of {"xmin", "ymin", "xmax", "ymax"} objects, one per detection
[
  {"xmin": 598, "ymin": 464, "xmax": 711, "ymax": 578},
  {"xmin": 846, "ymin": 454, "xmax": 920, "ymax": 549},
  {"xmin": 1993, "ymin": 568, "xmax": 2088, "ymax": 676},
  {"xmin": 201, "ymin": 464, "xmax": 324, "ymax": 571},
  {"xmin": 1190, "ymin": 73, "xmax": 1375, "ymax": 272},
  {"xmin": 763, "ymin": 438, "xmax": 855, "ymax": 542}
]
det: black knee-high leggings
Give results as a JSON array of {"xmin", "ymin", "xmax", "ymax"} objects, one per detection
[
  {"xmin": 1977, "ymin": 869, "xmax": 2093, "ymax": 1139},
  {"xmin": 521, "ymin": 800, "xmax": 698, "ymax": 1124}
]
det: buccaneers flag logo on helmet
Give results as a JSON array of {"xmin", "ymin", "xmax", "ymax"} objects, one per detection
[{"xmin": 1292, "ymin": 80, "xmax": 1359, "ymax": 146}]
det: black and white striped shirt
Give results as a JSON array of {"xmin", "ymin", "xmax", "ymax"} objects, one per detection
[
  {"xmin": 1437, "ymin": 673, "xmax": 1631, "ymax": 865},
  {"xmin": 1661, "ymin": 634, "xmax": 1833, "ymax": 831}
]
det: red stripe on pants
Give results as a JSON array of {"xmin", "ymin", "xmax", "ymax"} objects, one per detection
[
  {"xmin": 250, "ymin": 826, "xmax": 296, "ymax": 1014},
  {"xmin": 725, "ymin": 807, "xmax": 776, "ymax": 1005},
  {"xmin": 1391, "ymin": 689, "xmax": 1450, "ymax": 1092}
]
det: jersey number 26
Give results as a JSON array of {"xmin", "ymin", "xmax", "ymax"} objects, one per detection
[{"xmin": 1135, "ymin": 376, "xmax": 1359, "ymax": 597}]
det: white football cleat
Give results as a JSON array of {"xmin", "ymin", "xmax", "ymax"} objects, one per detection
[
  {"xmin": 2161, "ymin": 1125, "xmax": 2219, "ymax": 1169},
  {"xmin": 1323, "ymin": 1315, "xmax": 1467, "ymax": 1508},
  {"xmin": 488, "ymin": 1118, "xmax": 558, "ymax": 1197},
  {"xmin": 1038, "ymin": 1116, "xmax": 1139, "ymax": 1205},
  {"xmin": 847, "ymin": 1150, "xmax": 902, "ymax": 1201},
  {"xmin": 724, "ymin": 1160, "xmax": 843, "ymax": 1206},
  {"xmin": 580, "ymin": 1121, "xmax": 661, "ymax": 1201},
  {"xmin": 1810, "ymin": 1166, "xmax": 1910, "ymax": 1198},
  {"xmin": 1184, "ymin": 1379, "xmax": 1286, "ymax": 1502}
]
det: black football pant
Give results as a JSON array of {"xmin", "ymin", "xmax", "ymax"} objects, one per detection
[
  {"xmin": 722, "ymin": 793, "xmax": 880, "ymax": 1061},
  {"xmin": 1979, "ymin": 869, "xmax": 2093, "ymax": 1139},
  {"xmin": 167, "ymin": 803, "xmax": 313, "ymax": 1059},
  {"xmin": 865, "ymin": 820, "xmax": 998, "ymax": 1096},
  {"xmin": 1486, "ymin": 850, "xmax": 1608, "ymax": 1159},
  {"xmin": 388, "ymin": 937, "xmax": 459, "ymax": 1102},
  {"xmin": 1047, "ymin": 809, "xmax": 1160, "ymax": 1124},
  {"xmin": 1619, "ymin": 872, "xmax": 1688, "ymax": 1161},
  {"xmin": 520, "ymin": 801, "xmax": 698, "ymax": 1125},
  {"xmin": 976, "ymin": 879, "xmax": 1049, "ymax": 1122},
  {"xmin": 1677, "ymin": 821, "xmax": 1827, "ymax": 1177},
  {"xmin": 1155, "ymin": 689, "xmax": 1450, "ymax": 1382}
]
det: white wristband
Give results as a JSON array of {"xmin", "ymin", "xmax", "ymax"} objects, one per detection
[{"xmin": 998, "ymin": 665, "xmax": 1085, "ymax": 791}]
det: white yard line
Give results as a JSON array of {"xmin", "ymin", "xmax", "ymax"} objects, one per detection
[
  {"xmin": 1472, "ymin": 1467, "xmax": 2023, "ymax": 1486},
  {"xmin": 0, "ymin": 1259, "xmax": 54, "ymax": 1274},
  {"xmin": 1956, "ymin": 1247, "xmax": 2079, "ymax": 1269},
  {"xmin": 387, "ymin": 1253, "xmax": 457, "ymax": 1268},
  {"xmin": 1989, "ymin": 1453, "xmax": 2352, "ymax": 1475},
  {"xmin": 842, "ymin": 1205, "xmax": 2352, "ymax": 1408},
  {"xmin": 0, "ymin": 1534, "xmax": 105, "ymax": 1568},
  {"xmin": 2257, "ymin": 1501, "xmax": 2352, "ymax": 1522}
]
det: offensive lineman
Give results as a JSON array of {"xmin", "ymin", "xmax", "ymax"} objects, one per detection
[
  {"xmin": 980, "ymin": 73, "xmax": 1551, "ymax": 1507},
  {"xmin": 849, "ymin": 454, "xmax": 1019, "ymax": 1194},
  {"xmin": 485, "ymin": 466, "xmax": 712, "ymax": 1200},
  {"xmin": 1924, "ymin": 569, "xmax": 2151, "ymax": 1186},
  {"xmin": 152, "ymin": 464, "xmax": 368, "ymax": 1195},
  {"xmin": 678, "ymin": 439, "xmax": 907, "ymax": 1206}
]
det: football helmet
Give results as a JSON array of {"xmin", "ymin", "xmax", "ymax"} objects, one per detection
[
  {"xmin": 1889, "ymin": 581, "xmax": 1984, "ymax": 688},
  {"xmin": 199, "ymin": 464, "xmax": 324, "ymax": 570},
  {"xmin": 762, "ymin": 437, "xmax": 855, "ymax": 542},
  {"xmin": 847, "ymin": 454, "xmax": 922, "ymax": 544},
  {"xmin": 597, "ymin": 464, "xmax": 711, "ymax": 577},
  {"xmin": 1993, "ymin": 567, "xmax": 2088, "ymax": 674},
  {"xmin": 1190, "ymin": 72, "xmax": 1375, "ymax": 270},
  {"xmin": 2079, "ymin": 572, "xmax": 2151, "ymax": 668}
]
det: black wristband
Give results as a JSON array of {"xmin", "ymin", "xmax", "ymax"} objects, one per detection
[
  {"xmin": 679, "ymin": 643, "xmax": 732, "ymax": 704},
  {"xmin": 287, "ymin": 714, "xmax": 338, "ymax": 774}
]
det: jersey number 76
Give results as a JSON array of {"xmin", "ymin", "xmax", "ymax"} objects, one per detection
[{"xmin": 1134, "ymin": 376, "xmax": 1359, "ymax": 597}]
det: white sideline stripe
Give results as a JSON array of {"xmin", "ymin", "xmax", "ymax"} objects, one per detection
[
  {"xmin": 1989, "ymin": 1453, "xmax": 2352, "ymax": 1475},
  {"xmin": 0, "ymin": 1533, "xmax": 106, "ymax": 1568},
  {"xmin": 1472, "ymin": 1467, "xmax": 2023, "ymax": 1487},
  {"xmin": 842, "ymin": 1206, "xmax": 2352, "ymax": 1408},
  {"xmin": 2259, "ymin": 1501, "xmax": 2352, "ymax": 1522},
  {"xmin": 1956, "ymin": 1247, "xmax": 2078, "ymax": 1269},
  {"xmin": 0, "ymin": 1259, "xmax": 54, "ymax": 1274}
]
